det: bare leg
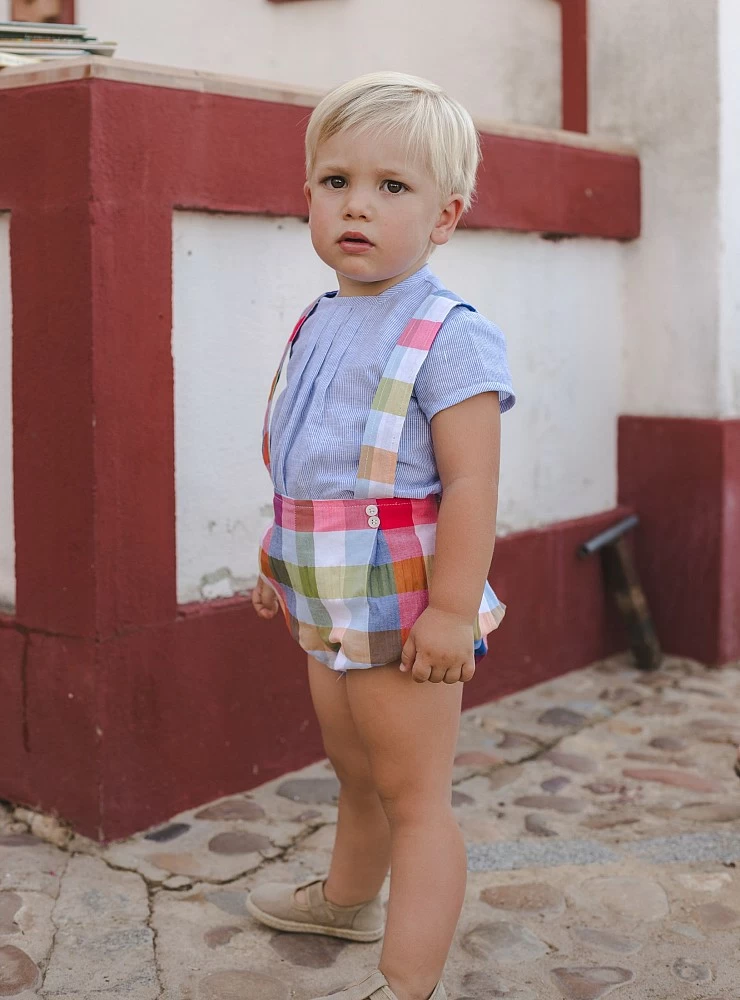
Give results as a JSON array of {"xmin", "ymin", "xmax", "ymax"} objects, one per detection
[
  {"xmin": 346, "ymin": 664, "xmax": 464, "ymax": 1000},
  {"xmin": 304, "ymin": 655, "xmax": 391, "ymax": 906}
]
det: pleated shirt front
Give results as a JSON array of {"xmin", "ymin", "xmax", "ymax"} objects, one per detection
[{"xmin": 269, "ymin": 265, "xmax": 515, "ymax": 501}]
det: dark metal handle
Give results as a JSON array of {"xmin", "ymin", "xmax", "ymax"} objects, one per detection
[{"xmin": 578, "ymin": 514, "xmax": 639, "ymax": 558}]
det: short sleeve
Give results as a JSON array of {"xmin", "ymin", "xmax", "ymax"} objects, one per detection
[{"xmin": 414, "ymin": 306, "xmax": 516, "ymax": 421}]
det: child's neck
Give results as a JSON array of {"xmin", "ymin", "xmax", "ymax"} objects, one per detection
[{"xmin": 336, "ymin": 260, "xmax": 429, "ymax": 297}]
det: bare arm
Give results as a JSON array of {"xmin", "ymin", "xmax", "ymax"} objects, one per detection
[
  {"xmin": 400, "ymin": 391, "xmax": 501, "ymax": 683},
  {"xmin": 429, "ymin": 391, "xmax": 501, "ymax": 620}
]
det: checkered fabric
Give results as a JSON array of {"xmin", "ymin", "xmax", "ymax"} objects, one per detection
[
  {"xmin": 355, "ymin": 293, "xmax": 462, "ymax": 498},
  {"xmin": 260, "ymin": 290, "xmax": 506, "ymax": 671}
]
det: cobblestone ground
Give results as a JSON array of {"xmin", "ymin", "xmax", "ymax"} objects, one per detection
[{"xmin": 2, "ymin": 654, "xmax": 740, "ymax": 999}]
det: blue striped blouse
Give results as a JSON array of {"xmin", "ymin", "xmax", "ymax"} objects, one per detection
[{"xmin": 269, "ymin": 264, "xmax": 515, "ymax": 500}]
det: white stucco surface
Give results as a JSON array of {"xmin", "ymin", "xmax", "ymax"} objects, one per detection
[
  {"xmin": 76, "ymin": 0, "xmax": 561, "ymax": 127},
  {"xmin": 719, "ymin": 0, "xmax": 740, "ymax": 416},
  {"xmin": 172, "ymin": 212, "xmax": 334, "ymax": 604},
  {"xmin": 435, "ymin": 233, "xmax": 624, "ymax": 537},
  {"xmin": 590, "ymin": 0, "xmax": 723, "ymax": 419},
  {"xmin": 0, "ymin": 214, "xmax": 14, "ymax": 611},
  {"xmin": 173, "ymin": 211, "xmax": 625, "ymax": 602}
]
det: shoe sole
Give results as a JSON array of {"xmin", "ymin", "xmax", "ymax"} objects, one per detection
[{"xmin": 245, "ymin": 894, "xmax": 384, "ymax": 942}]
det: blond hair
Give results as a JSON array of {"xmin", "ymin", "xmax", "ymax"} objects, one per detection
[{"xmin": 305, "ymin": 71, "xmax": 481, "ymax": 212}]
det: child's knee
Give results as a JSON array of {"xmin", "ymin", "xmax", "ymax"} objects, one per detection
[
  {"xmin": 374, "ymin": 773, "xmax": 452, "ymax": 825},
  {"xmin": 324, "ymin": 741, "xmax": 376, "ymax": 796}
]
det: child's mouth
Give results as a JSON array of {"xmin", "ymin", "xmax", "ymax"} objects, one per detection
[{"xmin": 338, "ymin": 232, "xmax": 374, "ymax": 254}]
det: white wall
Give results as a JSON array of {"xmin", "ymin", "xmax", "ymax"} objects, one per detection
[
  {"xmin": 172, "ymin": 211, "xmax": 334, "ymax": 604},
  {"xmin": 719, "ymin": 0, "xmax": 740, "ymax": 417},
  {"xmin": 172, "ymin": 211, "xmax": 625, "ymax": 601},
  {"xmin": 76, "ymin": 0, "xmax": 562, "ymax": 127},
  {"xmin": 0, "ymin": 213, "xmax": 14, "ymax": 612},
  {"xmin": 435, "ymin": 233, "xmax": 624, "ymax": 537},
  {"xmin": 590, "ymin": 0, "xmax": 724, "ymax": 419}
]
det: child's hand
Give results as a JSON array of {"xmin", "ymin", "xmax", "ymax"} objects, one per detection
[
  {"xmin": 252, "ymin": 577, "xmax": 280, "ymax": 619},
  {"xmin": 400, "ymin": 607, "xmax": 476, "ymax": 684}
]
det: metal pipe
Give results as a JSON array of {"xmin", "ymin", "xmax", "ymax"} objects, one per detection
[{"xmin": 578, "ymin": 514, "xmax": 639, "ymax": 557}]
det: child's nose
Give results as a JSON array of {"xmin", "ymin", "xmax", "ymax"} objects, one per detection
[
  {"xmin": 342, "ymin": 192, "xmax": 373, "ymax": 220},
  {"xmin": 343, "ymin": 205, "xmax": 370, "ymax": 221}
]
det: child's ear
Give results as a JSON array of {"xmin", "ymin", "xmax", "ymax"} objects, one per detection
[
  {"xmin": 304, "ymin": 181, "xmax": 312, "ymax": 214},
  {"xmin": 431, "ymin": 195, "xmax": 465, "ymax": 247}
]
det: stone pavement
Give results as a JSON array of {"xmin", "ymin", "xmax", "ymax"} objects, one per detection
[{"xmin": 2, "ymin": 654, "xmax": 740, "ymax": 1000}]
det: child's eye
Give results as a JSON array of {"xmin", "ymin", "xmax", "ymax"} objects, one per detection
[
  {"xmin": 322, "ymin": 176, "xmax": 347, "ymax": 189},
  {"xmin": 382, "ymin": 180, "xmax": 407, "ymax": 194}
]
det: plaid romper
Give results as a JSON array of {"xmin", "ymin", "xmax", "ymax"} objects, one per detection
[{"xmin": 259, "ymin": 289, "xmax": 506, "ymax": 672}]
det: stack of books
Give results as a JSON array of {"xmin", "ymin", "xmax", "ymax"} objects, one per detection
[{"xmin": 0, "ymin": 20, "xmax": 117, "ymax": 66}]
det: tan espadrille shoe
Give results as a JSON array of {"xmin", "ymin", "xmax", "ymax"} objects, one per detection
[
  {"xmin": 246, "ymin": 877, "xmax": 384, "ymax": 942},
  {"xmin": 310, "ymin": 970, "xmax": 447, "ymax": 1000}
]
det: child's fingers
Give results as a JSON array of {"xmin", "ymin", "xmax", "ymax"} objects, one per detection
[
  {"xmin": 400, "ymin": 635, "xmax": 416, "ymax": 673},
  {"xmin": 262, "ymin": 591, "xmax": 279, "ymax": 615},
  {"xmin": 428, "ymin": 663, "xmax": 449, "ymax": 684},
  {"xmin": 442, "ymin": 664, "xmax": 463, "ymax": 684},
  {"xmin": 441, "ymin": 659, "xmax": 476, "ymax": 684},
  {"xmin": 250, "ymin": 583, "xmax": 263, "ymax": 611},
  {"xmin": 411, "ymin": 656, "xmax": 432, "ymax": 684},
  {"xmin": 252, "ymin": 579, "xmax": 279, "ymax": 618},
  {"xmin": 460, "ymin": 660, "xmax": 476, "ymax": 684}
]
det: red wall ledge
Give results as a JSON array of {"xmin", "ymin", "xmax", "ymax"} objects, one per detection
[{"xmin": 0, "ymin": 58, "xmax": 641, "ymax": 240}]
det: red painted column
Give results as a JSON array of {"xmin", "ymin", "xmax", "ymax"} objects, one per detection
[
  {"xmin": 556, "ymin": 0, "xmax": 589, "ymax": 133},
  {"xmin": 0, "ymin": 81, "xmax": 104, "ymax": 822},
  {"xmin": 721, "ymin": 422, "xmax": 740, "ymax": 660},
  {"xmin": 10, "ymin": 0, "xmax": 75, "ymax": 22},
  {"xmin": 88, "ymin": 197, "xmax": 177, "ymax": 634},
  {"xmin": 618, "ymin": 417, "xmax": 740, "ymax": 665},
  {"xmin": 0, "ymin": 625, "xmax": 26, "ymax": 798},
  {"xmin": 7, "ymin": 84, "xmax": 97, "ymax": 637}
]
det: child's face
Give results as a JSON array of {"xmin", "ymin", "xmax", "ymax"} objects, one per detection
[{"xmin": 304, "ymin": 128, "xmax": 464, "ymax": 296}]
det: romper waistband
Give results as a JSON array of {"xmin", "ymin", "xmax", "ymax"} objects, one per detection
[{"xmin": 273, "ymin": 493, "xmax": 440, "ymax": 531}]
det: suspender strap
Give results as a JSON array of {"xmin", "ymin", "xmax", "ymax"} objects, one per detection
[{"xmin": 354, "ymin": 293, "xmax": 462, "ymax": 499}]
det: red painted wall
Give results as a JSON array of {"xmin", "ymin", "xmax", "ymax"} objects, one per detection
[
  {"xmin": 722, "ymin": 422, "xmax": 740, "ymax": 659},
  {"xmin": 619, "ymin": 416, "xmax": 740, "ymax": 666},
  {"xmin": 0, "ymin": 74, "xmax": 643, "ymax": 840},
  {"xmin": 1, "ymin": 508, "xmax": 630, "ymax": 839}
]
